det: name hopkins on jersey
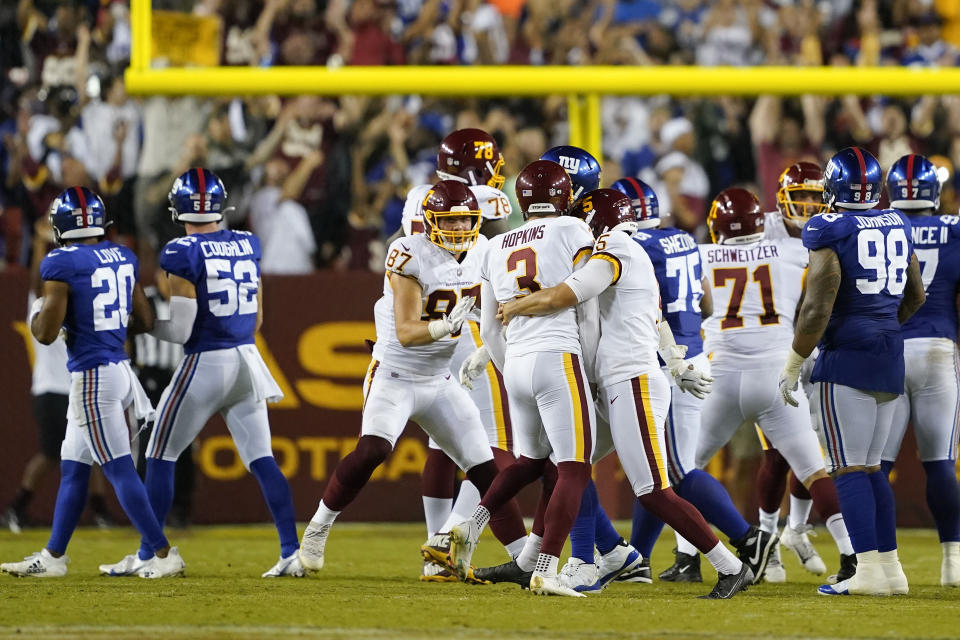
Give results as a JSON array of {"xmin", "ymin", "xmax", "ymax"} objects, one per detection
[
  {"xmin": 702, "ymin": 244, "xmax": 781, "ymax": 265},
  {"xmin": 199, "ymin": 238, "xmax": 255, "ymax": 258},
  {"xmin": 500, "ymin": 224, "xmax": 546, "ymax": 248}
]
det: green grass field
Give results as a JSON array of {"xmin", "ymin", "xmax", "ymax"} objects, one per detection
[{"xmin": 0, "ymin": 523, "xmax": 957, "ymax": 639}]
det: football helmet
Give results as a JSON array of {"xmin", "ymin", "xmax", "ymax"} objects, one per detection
[
  {"xmin": 777, "ymin": 162, "xmax": 827, "ymax": 223},
  {"xmin": 421, "ymin": 179, "xmax": 482, "ymax": 252},
  {"xmin": 823, "ymin": 147, "xmax": 882, "ymax": 211},
  {"xmin": 611, "ymin": 177, "xmax": 660, "ymax": 229},
  {"xmin": 540, "ymin": 146, "xmax": 601, "ymax": 202},
  {"xmin": 436, "ymin": 128, "xmax": 506, "ymax": 190},
  {"xmin": 49, "ymin": 186, "xmax": 107, "ymax": 246},
  {"xmin": 886, "ymin": 153, "xmax": 941, "ymax": 210},
  {"xmin": 708, "ymin": 187, "xmax": 765, "ymax": 245},
  {"xmin": 169, "ymin": 167, "xmax": 229, "ymax": 224},
  {"xmin": 515, "ymin": 160, "xmax": 573, "ymax": 219},
  {"xmin": 576, "ymin": 188, "xmax": 637, "ymax": 239}
]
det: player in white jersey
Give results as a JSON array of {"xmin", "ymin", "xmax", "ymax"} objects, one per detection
[
  {"xmin": 699, "ymin": 188, "xmax": 854, "ymax": 582},
  {"xmin": 496, "ymin": 188, "xmax": 753, "ymax": 598},
  {"xmin": 298, "ymin": 180, "xmax": 527, "ymax": 578}
]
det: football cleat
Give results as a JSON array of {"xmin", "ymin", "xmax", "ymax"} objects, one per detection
[
  {"xmin": 99, "ymin": 553, "xmax": 146, "ymax": 576},
  {"xmin": 558, "ymin": 557, "xmax": 599, "ymax": 592},
  {"xmin": 1, "ymin": 549, "xmax": 67, "ymax": 578},
  {"xmin": 780, "ymin": 524, "xmax": 826, "ymax": 575},
  {"xmin": 299, "ymin": 520, "xmax": 331, "ymax": 571},
  {"xmin": 262, "ymin": 552, "xmax": 305, "ymax": 578},
  {"xmin": 733, "ymin": 526, "xmax": 778, "ymax": 585},
  {"xmin": 473, "ymin": 559, "xmax": 532, "ymax": 589},
  {"xmin": 530, "ymin": 572, "xmax": 586, "ymax": 597},
  {"xmin": 698, "ymin": 564, "xmax": 753, "ymax": 599},
  {"xmin": 881, "ymin": 558, "xmax": 908, "ymax": 595},
  {"xmin": 616, "ymin": 557, "xmax": 652, "ymax": 584},
  {"xmin": 137, "ymin": 547, "xmax": 185, "ymax": 579},
  {"xmin": 818, "ymin": 561, "xmax": 889, "ymax": 596},
  {"xmin": 942, "ymin": 544, "xmax": 960, "ymax": 587},
  {"xmin": 763, "ymin": 544, "xmax": 786, "ymax": 583},
  {"xmin": 659, "ymin": 549, "xmax": 702, "ymax": 583},
  {"xmin": 420, "ymin": 560, "xmax": 458, "ymax": 582},
  {"xmin": 0, "ymin": 508, "xmax": 23, "ymax": 534},
  {"xmin": 828, "ymin": 553, "xmax": 857, "ymax": 584},
  {"xmin": 583, "ymin": 540, "xmax": 642, "ymax": 592},
  {"xmin": 449, "ymin": 518, "xmax": 480, "ymax": 582},
  {"xmin": 420, "ymin": 533, "xmax": 452, "ymax": 568}
]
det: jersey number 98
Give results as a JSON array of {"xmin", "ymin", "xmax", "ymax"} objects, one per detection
[{"xmin": 856, "ymin": 228, "xmax": 909, "ymax": 295}]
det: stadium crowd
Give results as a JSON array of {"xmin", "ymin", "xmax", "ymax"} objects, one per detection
[{"xmin": 3, "ymin": 0, "xmax": 960, "ymax": 276}]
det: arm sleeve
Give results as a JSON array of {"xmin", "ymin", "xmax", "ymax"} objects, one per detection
[
  {"xmin": 575, "ymin": 295, "xmax": 600, "ymax": 384},
  {"xmin": 564, "ymin": 255, "xmax": 616, "ymax": 303},
  {"xmin": 149, "ymin": 296, "xmax": 197, "ymax": 344},
  {"xmin": 480, "ymin": 277, "xmax": 506, "ymax": 372}
]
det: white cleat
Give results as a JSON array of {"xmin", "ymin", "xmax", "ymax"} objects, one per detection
[
  {"xmin": 559, "ymin": 557, "xmax": 599, "ymax": 592},
  {"xmin": 530, "ymin": 572, "xmax": 586, "ymax": 597},
  {"xmin": 299, "ymin": 520, "xmax": 331, "ymax": 571},
  {"xmin": 1, "ymin": 549, "xmax": 67, "ymax": 578},
  {"xmin": 764, "ymin": 544, "xmax": 786, "ymax": 583},
  {"xmin": 818, "ymin": 561, "xmax": 889, "ymax": 596},
  {"xmin": 99, "ymin": 553, "xmax": 146, "ymax": 576},
  {"xmin": 262, "ymin": 552, "xmax": 305, "ymax": 578},
  {"xmin": 449, "ymin": 518, "xmax": 480, "ymax": 582},
  {"xmin": 881, "ymin": 559, "xmax": 908, "ymax": 595},
  {"xmin": 590, "ymin": 541, "xmax": 642, "ymax": 591},
  {"xmin": 137, "ymin": 547, "xmax": 185, "ymax": 579},
  {"xmin": 942, "ymin": 543, "xmax": 960, "ymax": 587},
  {"xmin": 781, "ymin": 524, "xmax": 826, "ymax": 575}
]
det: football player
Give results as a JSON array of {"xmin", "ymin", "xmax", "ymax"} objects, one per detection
[
  {"xmin": 447, "ymin": 160, "xmax": 600, "ymax": 597},
  {"xmin": 498, "ymin": 188, "xmax": 753, "ymax": 599},
  {"xmin": 698, "ymin": 187, "xmax": 855, "ymax": 584},
  {"xmin": 779, "ymin": 147, "xmax": 926, "ymax": 596},
  {"xmin": 99, "ymin": 168, "xmax": 302, "ymax": 578},
  {"xmin": 880, "ymin": 153, "xmax": 960, "ymax": 587},
  {"xmin": 1, "ymin": 187, "xmax": 182, "ymax": 579},
  {"xmin": 299, "ymin": 180, "xmax": 527, "ymax": 577},
  {"xmin": 540, "ymin": 145, "xmax": 602, "ymax": 204}
]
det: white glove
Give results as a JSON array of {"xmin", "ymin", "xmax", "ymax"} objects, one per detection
[
  {"xmin": 427, "ymin": 296, "xmax": 475, "ymax": 341},
  {"xmin": 29, "ymin": 297, "xmax": 44, "ymax": 325},
  {"xmin": 459, "ymin": 345, "xmax": 491, "ymax": 390},
  {"xmin": 778, "ymin": 348, "xmax": 806, "ymax": 407},
  {"xmin": 672, "ymin": 362, "xmax": 713, "ymax": 399}
]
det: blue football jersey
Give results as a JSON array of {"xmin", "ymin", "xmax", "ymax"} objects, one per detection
[
  {"xmin": 160, "ymin": 229, "xmax": 261, "ymax": 355},
  {"xmin": 901, "ymin": 214, "xmax": 960, "ymax": 342},
  {"xmin": 40, "ymin": 241, "xmax": 138, "ymax": 373},
  {"xmin": 632, "ymin": 227, "xmax": 704, "ymax": 358},
  {"xmin": 802, "ymin": 209, "xmax": 914, "ymax": 394}
]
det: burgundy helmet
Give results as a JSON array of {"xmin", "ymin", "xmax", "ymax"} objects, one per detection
[
  {"xmin": 515, "ymin": 160, "xmax": 573, "ymax": 219},
  {"xmin": 777, "ymin": 161, "xmax": 827, "ymax": 223},
  {"xmin": 421, "ymin": 179, "xmax": 482, "ymax": 252},
  {"xmin": 436, "ymin": 128, "xmax": 505, "ymax": 190},
  {"xmin": 574, "ymin": 188, "xmax": 637, "ymax": 239},
  {"xmin": 708, "ymin": 187, "xmax": 765, "ymax": 245}
]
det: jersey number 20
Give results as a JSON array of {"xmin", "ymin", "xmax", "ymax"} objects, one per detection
[{"xmin": 91, "ymin": 264, "xmax": 135, "ymax": 332}]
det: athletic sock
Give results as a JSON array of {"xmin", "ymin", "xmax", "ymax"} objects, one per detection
[
  {"xmin": 570, "ymin": 480, "xmax": 598, "ymax": 563},
  {"xmin": 250, "ymin": 456, "xmax": 300, "ymax": 557},
  {"xmin": 677, "ymin": 469, "xmax": 751, "ymax": 541},
  {"xmin": 787, "ymin": 496, "xmax": 814, "ymax": 530},
  {"xmin": 473, "ymin": 505, "xmax": 491, "ymax": 531},
  {"xmin": 826, "ymin": 513, "xmax": 854, "ymax": 555},
  {"xmin": 311, "ymin": 500, "xmax": 340, "ymax": 525},
  {"xmin": 422, "ymin": 497, "xmax": 452, "ymax": 537},
  {"xmin": 833, "ymin": 471, "xmax": 877, "ymax": 553},
  {"xmin": 759, "ymin": 508, "xmax": 780, "ymax": 534},
  {"xmin": 868, "ymin": 469, "xmax": 898, "ymax": 553},
  {"xmin": 705, "ymin": 541, "xmax": 742, "ymax": 575},
  {"xmin": 535, "ymin": 552, "xmax": 560, "ymax": 576},
  {"xmin": 630, "ymin": 499, "xmax": 665, "ymax": 559},
  {"xmin": 140, "ymin": 457, "xmax": 176, "ymax": 559},
  {"xmin": 439, "ymin": 480, "xmax": 481, "ymax": 533},
  {"xmin": 676, "ymin": 534, "xmax": 698, "ymax": 556},
  {"xmin": 421, "ymin": 448, "xmax": 455, "ymax": 536},
  {"xmin": 516, "ymin": 533, "xmax": 542, "ymax": 571},
  {"xmin": 923, "ymin": 460, "xmax": 960, "ymax": 542},
  {"xmin": 594, "ymin": 505, "xmax": 622, "ymax": 556},
  {"xmin": 46, "ymin": 461, "xmax": 91, "ymax": 555},
  {"xmin": 505, "ymin": 537, "xmax": 526, "ymax": 559},
  {"xmin": 102, "ymin": 456, "xmax": 168, "ymax": 555}
]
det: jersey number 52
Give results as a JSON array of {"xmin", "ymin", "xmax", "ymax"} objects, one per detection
[{"xmin": 206, "ymin": 258, "xmax": 258, "ymax": 317}]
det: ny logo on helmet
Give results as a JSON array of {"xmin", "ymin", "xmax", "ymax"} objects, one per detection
[{"xmin": 557, "ymin": 156, "xmax": 581, "ymax": 172}]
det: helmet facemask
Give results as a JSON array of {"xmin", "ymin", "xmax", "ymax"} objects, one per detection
[
  {"xmin": 424, "ymin": 206, "xmax": 482, "ymax": 252},
  {"xmin": 778, "ymin": 185, "xmax": 828, "ymax": 226}
]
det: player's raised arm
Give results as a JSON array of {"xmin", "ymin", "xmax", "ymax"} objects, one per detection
[
  {"xmin": 898, "ymin": 254, "xmax": 926, "ymax": 324},
  {"xmin": 30, "ymin": 280, "xmax": 69, "ymax": 345},
  {"xmin": 149, "ymin": 273, "xmax": 197, "ymax": 345}
]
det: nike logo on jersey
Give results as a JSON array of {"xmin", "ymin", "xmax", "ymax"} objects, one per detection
[
  {"xmin": 806, "ymin": 227, "xmax": 819, "ymax": 231},
  {"xmin": 165, "ymin": 248, "xmax": 178, "ymax": 254},
  {"xmin": 610, "ymin": 395, "xmax": 619, "ymax": 404},
  {"xmin": 401, "ymin": 243, "xmax": 410, "ymax": 251}
]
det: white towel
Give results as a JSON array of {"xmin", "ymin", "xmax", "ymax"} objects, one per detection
[
  {"xmin": 238, "ymin": 343, "xmax": 284, "ymax": 404},
  {"xmin": 120, "ymin": 360, "xmax": 155, "ymax": 423}
]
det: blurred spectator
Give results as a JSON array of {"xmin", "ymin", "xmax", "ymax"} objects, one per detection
[
  {"xmin": 902, "ymin": 12, "xmax": 960, "ymax": 66},
  {"xmin": 656, "ymin": 117, "xmax": 709, "ymax": 237},
  {"xmin": 750, "ymin": 96, "xmax": 823, "ymax": 211}
]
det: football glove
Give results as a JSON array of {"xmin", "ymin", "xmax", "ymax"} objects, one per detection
[
  {"xmin": 672, "ymin": 362, "xmax": 713, "ymax": 399},
  {"xmin": 778, "ymin": 348, "xmax": 806, "ymax": 407},
  {"xmin": 427, "ymin": 296, "xmax": 475, "ymax": 341},
  {"xmin": 29, "ymin": 297, "xmax": 44, "ymax": 325},
  {"xmin": 459, "ymin": 345, "xmax": 490, "ymax": 390}
]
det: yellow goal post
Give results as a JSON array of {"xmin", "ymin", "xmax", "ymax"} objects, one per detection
[{"xmin": 126, "ymin": 0, "xmax": 960, "ymax": 163}]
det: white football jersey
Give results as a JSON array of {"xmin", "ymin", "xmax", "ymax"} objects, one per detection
[
  {"xmin": 764, "ymin": 210, "xmax": 791, "ymax": 240},
  {"xmin": 483, "ymin": 216, "xmax": 595, "ymax": 358},
  {"xmin": 700, "ymin": 237, "xmax": 808, "ymax": 370},
  {"xmin": 588, "ymin": 230, "xmax": 662, "ymax": 387},
  {"xmin": 372, "ymin": 233, "xmax": 488, "ymax": 375},
  {"xmin": 402, "ymin": 183, "xmax": 511, "ymax": 236}
]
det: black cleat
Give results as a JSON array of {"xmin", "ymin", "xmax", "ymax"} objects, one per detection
[
  {"xmin": 733, "ymin": 525, "xmax": 778, "ymax": 585},
  {"xmin": 699, "ymin": 564, "xmax": 754, "ymax": 599},
  {"xmin": 473, "ymin": 560, "xmax": 532, "ymax": 589},
  {"xmin": 829, "ymin": 553, "xmax": 858, "ymax": 584},
  {"xmin": 617, "ymin": 557, "xmax": 652, "ymax": 583},
  {"xmin": 659, "ymin": 549, "xmax": 702, "ymax": 583}
]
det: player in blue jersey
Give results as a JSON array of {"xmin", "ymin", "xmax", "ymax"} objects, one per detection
[
  {"xmin": 99, "ymin": 168, "xmax": 302, "ymax": 578},
  {"xmin": 1, "ymin": 187, "xmax": 184, "ymax": 579},
  {"xmin": 612, "ymin": 178, "xmax": 777, "ymax": 586},
  {"xmin": 880, "ymin": 154, "xmax": 960, "ymax": 587},
  {"xmin": 779, "ymin": 147, "xmax": 926, "ymax": 596}
]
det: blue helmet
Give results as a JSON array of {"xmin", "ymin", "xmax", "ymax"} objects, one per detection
[
  {"xmin": 540, "ymin": 146, "xmax": 601, "ymax": 202},
  {"xmin": 886, "ymin": 153, "xmax": 941, "ymax": 211},
  {"xmin": 48, "ymin": 186, "xmax": 107, "ymax": 246},
  {"xmin": 611, "ymin": 177, "xmax": 660, "ymax": 229},
  {"xmin": 169, "ymin": 167, "xmax": 229, "ymax": 224},
  {"xmin": 823, "ymin": 147, "xmax": 882, "ymax": 211}
]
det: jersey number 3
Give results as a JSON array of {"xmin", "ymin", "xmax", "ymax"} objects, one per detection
[{"xmin": 507, "ymin": 248, "xmax": 541, "ymax": 295}]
